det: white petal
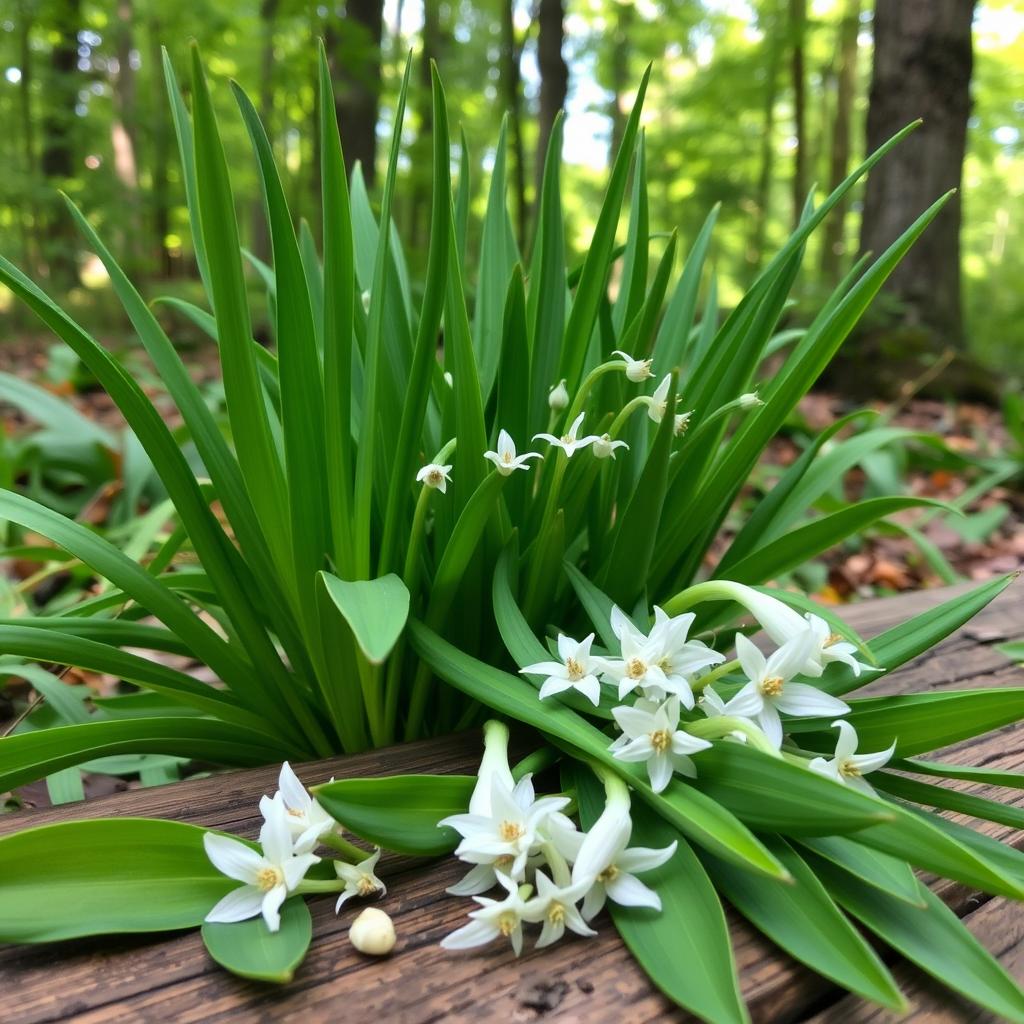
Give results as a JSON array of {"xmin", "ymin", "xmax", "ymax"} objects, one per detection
[
  {"xmin": 832, "ymin": 719, "xmax": 859, "ymax": 761},
  {"xmin": 278, "ymin": 761, "xmax": 311, "ymax": 814},
  {"xmin": 618, "ymin": 840, "xmax": 677, "ymax": 874},
  {"xmin": 648, "ymin": 752, "xmax": 674, "ymax": 793},
  {"xmin": 611, "ymin": 735, "xmax": 656, "ymax": 763},
  {"xmin": 606, "ymin": 872, "xmax": 662, "ymax": 910},
  {"xmin": 723, "ymin": 682, "xmax": 764, "ymax": 717},
  {"xmin": 773, "ymin": 683, "xmax": 850, "ymax": 718},
  {"xmin": 261, "ymin": 886, "xmax": 288, "ymax": 932},
  {"xmin": 582, "ymin": 884, "xmax": 607, "ymax": 921},
  {"xmin": 204, "ymin": 833, "xmax": 265, "ymax": 884},
  {"xmin": 539, "ymin": 676, "xmax": 572, "ymax": 700},
  {"xmin": 850, "ymin": 740, "xmax": 896, "ymax": 775},
  {"xmin": 671, "ymin": 729, "xmax": 712, "ymax": 755},
  {"xmin": 282, "ymin": 852, "xmax": 321, "ymax": 890},
  {"xmin": 611, "ymin": 704, "xmax": 657, "ymax": 739},
  {"xmin": 755, "ymin": 706, "xmax": 783, "ymax": 749},
  {"xmin": 521, "ymin": 660, "xmax": 567, "ymax": 678},
  {"xmin": 577, "ymin": 675, "xmax": 602, "ymax": 706},
  {"xmin": 446, "ymin": 863, "xmax": 498, "ymax": 896},
  {"xmin": 259, "ymin": 800, "xmax": 296, "ymax": 865},
  {"xmin": 734, "ymin": 633, "xmax": 766, "ymax": 682},
  {"xmin": 441, "ymin": 918, "xmax": 500, "ymax": 950},
  {"xmin": 205, "ymin": 885, "xmax": 264, "ymax": 924}
]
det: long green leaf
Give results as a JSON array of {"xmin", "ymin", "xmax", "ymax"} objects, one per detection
[{"xmin": 202, "ymin": 897, "xmax": 312, "ymax": 983}]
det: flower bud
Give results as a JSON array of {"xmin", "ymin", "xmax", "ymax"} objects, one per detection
[
  {"xmin": 349, "ymin": 906, "xmax": 396, "ymax": 956},
  {"xmin": 361, "ymin": 290, "xmax": 372, "ymax": 314},
  {"xmin": 548, "ymin": 379, "xmax": 569, "ymax": 412},
  {"xmin": 739, "ymin": 392, "xmax": 762, "ymax": 409}
]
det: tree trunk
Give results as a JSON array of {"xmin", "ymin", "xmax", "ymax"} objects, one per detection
[
  {"xmin": 500, "ymin": 0, "xmax": 527, "ymax": 249},
  {"xmin": 820, "ymin": 0, "xmax": 860, "ymax": 282},
  {"xmin": 789, "ymin": 0, "xmax": 808, "ymax": 229},
  {"xmin": 406, "ymin": 0, "xmax": 442, "ymax": 252},
  {"xmin": 859, "ymin": 0, "xmax": 975, "ymax": 349},
  {"xmin": 40, "ymin": 0, "xmax": 81, "ymax": 287},
  {"xmin": 535, "ymin": 0, "xmax": 568, "ymax": 198},
  {"xmin": 327, "ymin": 0, "xmax": 384, "ymax": 189}
]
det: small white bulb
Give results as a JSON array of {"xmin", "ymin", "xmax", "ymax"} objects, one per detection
[
  {"xmin": 548, "ymin": 379, "xmax": 569, "ymax": 412},
  {"xmin": 361, "ymin": 289, "xmax": 372, "ymax": 314},
  {"xmin": 349, "ymin": 906, "xmax": 396, "ymax": 956}
]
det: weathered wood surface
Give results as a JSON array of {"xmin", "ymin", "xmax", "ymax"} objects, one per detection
[{"xmin": 1, "ymin": 582, "xmax": 1022, "ymax": 1023}]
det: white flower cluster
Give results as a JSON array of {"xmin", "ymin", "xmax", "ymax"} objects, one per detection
[
  {"xmin": 203, "ymin": 763, "xmax": 385, "ymax": 932},
  {"xmin": 440, "ymin": 722, "xmax": 674, "ymax": 956},
  {"xmin": 415, "ymin": 350, "xmax": 750, "ymax": 490},
  {"xmin": 523, "ymin": 586, "xmax": 895, "ymax": 796}
]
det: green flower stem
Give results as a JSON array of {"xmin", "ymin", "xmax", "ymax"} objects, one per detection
[
  {"xmin": 319, "ymin": 831, "xmax": 373, "ymax": 862},
  {"xmin": 662, "ymin": 580, "xmax": 738, "ymax": 617},
  {"xmin": 512, "ymin": 745, "xmax": 560, "ymax": 781},
  {"xmin": 680, "ymin": 395, "xmax": 757, "ymax": 450},
  {"xmin": 564, "ymin": 360, "xmax": 627, "ymax": 427},
  {"xmin": 693, "ymin": 659, "xmax": 741, "ymax": 693},
  {"xmin": 607, "ymin": 395, "xmax": 650, "ymax": 440},
  {"xmin": 539, "ymin": 840, "xmax": 572, "ymax": 888},
  {"xmin": 295, "ymin": 878, "xmax": 346, "ymax": 895},
  {"xmin": 522, "ymin": 452, "xmax": 570, "ymax": 620},
  {"xmin": 688, "ymin": 717, "xmax": 782, "ymax": 757}
]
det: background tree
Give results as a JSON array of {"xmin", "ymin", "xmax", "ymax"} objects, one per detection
[{"xmin": 858, "ymin": 0, "xmax": 977, "ymax": 350}]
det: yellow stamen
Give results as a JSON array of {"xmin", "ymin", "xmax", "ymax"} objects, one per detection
[
  {"xmin": 650, "ymin": 729, "xmax": 671, "ymax": 754},
  {"xmin": 839, "ymin": 759, "xmax": 862, "ymax": 778},
  {"xmin": 256, "ymin": 866, "xmax": 284, "ymax": 892},
  {"xmin": 566, "ymin": 657, "xmax": 585, "ymax": 682},
  {"xmin": 499, "ymin": 821, "xmax": 524, "ymax": 842},
  {"xmin": 627, "ymin": 658, "xmax": 647, "ymax": 680},
  {"xmin": 598, "ymin": 864, "xmax": 620, "ymax": 883},
  {"xmin": 498, "ymin": 912, "xmax": 518, "ymax": 936},
  {"xmin": 548, "ymin": 902, "xmax": 566, "ymax": 925},
  {"xmin": 760, "ymin": 676, "xmax": 784, "ymax": 697},
  {"xmin": 357, "ymin": 874, "xmax": 379, "ymax": 896}
]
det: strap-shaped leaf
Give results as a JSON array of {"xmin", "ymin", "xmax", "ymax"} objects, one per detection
[{"xmin": 0, "ymin": 818, "xmax": 238, "ymax": 942}]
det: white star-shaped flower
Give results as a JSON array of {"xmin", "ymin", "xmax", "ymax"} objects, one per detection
[
  {"xmin": 725, "ymin": 632, "xmax": 850, "ymax": 749},
  {"xmin": 522, "ymin": 871, "xmax": 596, "ymax": 947},
  {"xmin": 439, "ymin": 774, "xmax": 569, "ymax": 881},
  {"xmin": 416, "ymin": 462, "xmax": 452, "ymax": 493},
  {"xmin": 441, "ymin": 872, "xmax": 530, "ymax": 956},
  {"xmin": 204, "ymin": 798, "xmax": 320, "ymax": 932},
  {"xmin": 335, "ymin": 847, "xmax": 387, "ymax": 912},
  {"xmin": 484, "ymin": 429, "xmax": 542, "ymax": 476},
  {"xmin": 645, "ymin": 374, "xmax": 672, "ymax": 423},
  {"xmin": 571, "ymin": 800, "xmax": 676, "ymax": 921},
  {"xmin": 807, "ymin": 720, "xmax": 895, "ymax": 796},
  {"xmin": 521, "ymin": 632, "xmax": 602, "ymax": 706},
  {"xmin": 609, "ymin": 695, "xmax": 712, "ymax": 792},
  {"xmin": 258, "ymin": 761, "xmax": 335, "ymax": 853},
  {"xmin": 612, "ymin": 349, "xmax": 654, "ymax": 382},
  {"xmin": 534, "ymin": 411, "xmax": 601, "ymax": 457}
]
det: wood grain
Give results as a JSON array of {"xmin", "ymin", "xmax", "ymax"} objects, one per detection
[{"xmin": 1, "ymin": 583, "xmax": 1022, "ymax": 1024}]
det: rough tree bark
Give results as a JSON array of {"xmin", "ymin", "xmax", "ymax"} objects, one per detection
[
  {"xmin": 858, "ymin": 0, "xmax": 976, "ymax": 349},
  {"xmin": 535, "ymin": 0, "xmax": 568, "ymax": 198},
  {"xmin": 249, "ymin": 0, "xmax": 279, "ymax": 263},
  {"xmin": 820, "ymin": 0, "xmax": 860, "ymax": 282},
  {"xmin": 749, "ymin": 0, "xmax": 782, "ymax": 271},
  {"xmin": 112, "ymin": 0, "xmax": 141, "ymax": 270},
  {"xmin": 327, "ymin": 0, "xmax": 384, "ymax": 189}
]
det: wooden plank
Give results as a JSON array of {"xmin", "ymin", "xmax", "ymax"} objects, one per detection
[{"xmin": 0, "ymin": 583, "xmax": 1021, "ymax": 1023}]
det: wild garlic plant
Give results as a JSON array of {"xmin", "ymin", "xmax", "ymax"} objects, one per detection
[
  {"xmin": 0, "ymin": 42, "xmax": 964, "ymax": 784},
  {"xmin": 1, "ymin": 43, "xmax": 1024, "ymax": 1024}
]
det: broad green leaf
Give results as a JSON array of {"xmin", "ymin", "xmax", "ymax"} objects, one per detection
[
  {"xmin": 575, "ymin": 767, "xmax": 749, "ymax": 1024},
  {"xmin": 820, "ymin": 863, "xmax": 1024, "ymax": 1022},
  {"xmin": 0, "ymin": 818, "xmax": 235, "ymax": 942},
  {"xmin": 313, "ymin": 774, "xmax": 473, "ymax": 855},
  {"xmin": 704, "ymin": 837, "xmax": 905, "ymax": 1011},
  {"xmin": 317, "ymin": 572, "xmax": 410, "ymax": 665},
  {"xmin": 202, "ymin": 897, "xmax": 312, "ymax": 983}
]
